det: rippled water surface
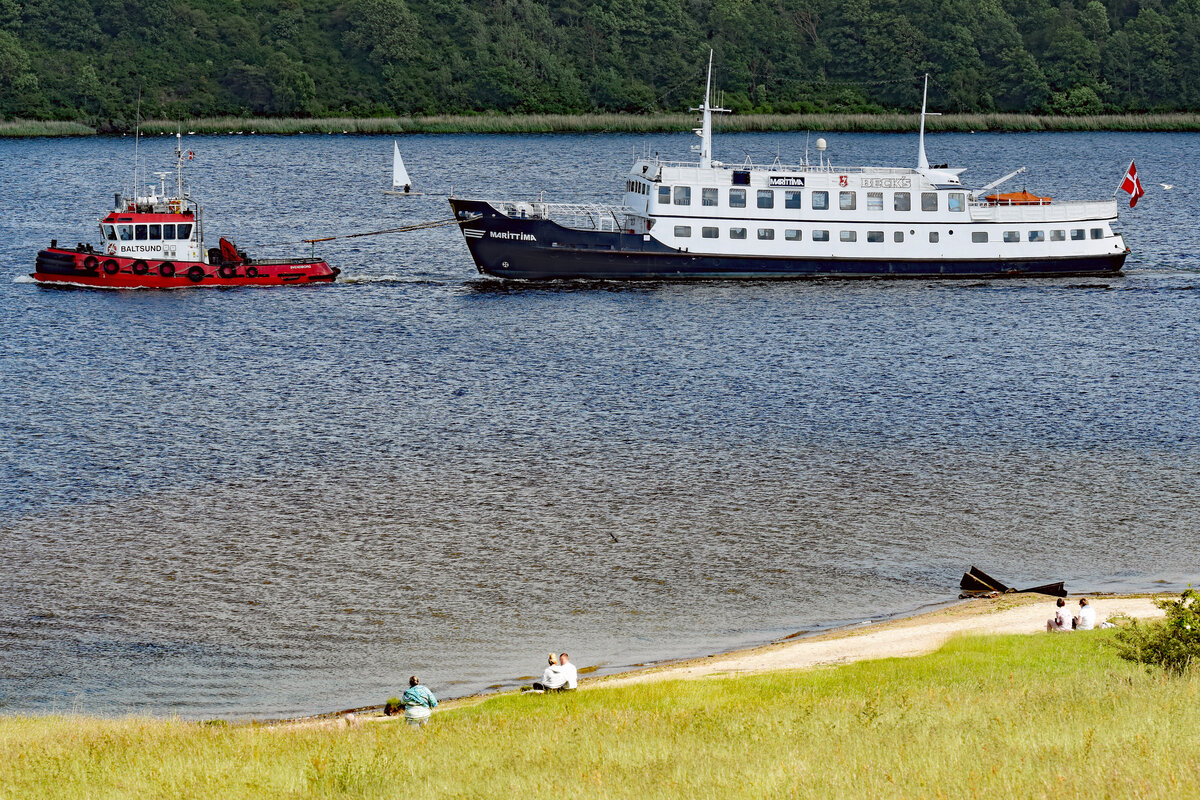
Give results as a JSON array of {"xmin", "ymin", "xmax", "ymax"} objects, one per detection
[{"xmin": 2, "ymin": 130, "xmax": 1199, "ymax": 718}]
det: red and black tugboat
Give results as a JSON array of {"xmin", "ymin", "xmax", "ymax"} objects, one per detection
[{"xmin": 33, "ymin": 134, "xmax": 339, "ymax": 289}]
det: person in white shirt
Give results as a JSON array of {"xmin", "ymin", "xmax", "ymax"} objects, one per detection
[
  {"xmin": 1046, "ymin": 598, "xmax": 1072, "ymax": 632},
  {"xmin": 1073, "ymin": 597, "xmax": 1096, "ymax": 630},
  {"xmin": 558, "ymin": 652, "xmax": 578, "ymax": 690},
  {"xmin": 532, "ymin": 653, "xmax": 566, "ymax": 691}
]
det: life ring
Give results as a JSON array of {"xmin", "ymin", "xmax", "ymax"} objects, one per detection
[
  {"xmin": 244, "ymin": 265, "xmax": 259, "ymax": 278},
  {"xmin": 158, "ymin": 261, "xmax": 175, "ymax": 278},
  {"xmin": 107, "ymin": 243, "xmax": 117, "ymax": 255},
  {"xmin": 131, "ymin": 260, "xmax": 149, "ymax": 275},
  {"xmin": 186, "ymin": 266, "xmax": 205, "ymax": 283},
  {"xmin": 218, "ymin": 264, "xmax": 237, "ymax": 279},
  {"xmin": 83, "ymin": 255, "xmax": 99, "ymax": 270},
  {"xmin": 102, "ymin": 259, "xmax": 119, "ymax": 274}
]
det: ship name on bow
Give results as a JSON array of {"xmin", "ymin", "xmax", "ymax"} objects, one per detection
[{"xmin": 490, "ymin": 231, "xmax": 537, "ymax": 241}]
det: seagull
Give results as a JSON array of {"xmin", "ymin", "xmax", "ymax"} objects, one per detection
[
  {"xmin": 1161, "ymin": 183, "xmax": 1174, "ymax": 190},
  {"xmin": 608, "ymin": 532, "xmax": 619, "ymax": 543}
]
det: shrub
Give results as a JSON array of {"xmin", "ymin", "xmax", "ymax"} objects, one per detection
[
  {"xmin": 1113, "ymin": 588, "xmax": 1200, "ymax": 675},
  {"xmin": 384, "ymin": 697, "xmax": 403, "ymax": 716}
]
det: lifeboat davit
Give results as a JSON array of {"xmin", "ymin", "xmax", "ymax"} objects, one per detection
[{"xmin": 32, "ymin": 135, "xmax": 339, "ymax": 289}]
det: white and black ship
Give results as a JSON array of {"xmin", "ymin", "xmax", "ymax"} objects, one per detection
[{"xmin": 449, "ymin": 56, "xmax": 1129, "ymax": 280}]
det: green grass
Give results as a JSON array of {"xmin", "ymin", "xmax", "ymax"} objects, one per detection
[
  {"xmin": 2, "ymin": 632, "xmax": 1198, "ymax": 798},
  {"xmin": 0, "ymin": 119, "xmax": 95, "ymax": 137},
  {"xmin": 129, "ymin": 112, "xmax": 1200, "ymax": 136}
]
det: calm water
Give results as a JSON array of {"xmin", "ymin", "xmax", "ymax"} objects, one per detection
[{"xmin": 1, "ymin": 130, "xmax": 1199, "ymax": 719}]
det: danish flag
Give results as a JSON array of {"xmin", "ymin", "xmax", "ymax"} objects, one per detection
[{"xmin": 1119, "ymin": 160, "xmax": 1144, "ymax": 207}]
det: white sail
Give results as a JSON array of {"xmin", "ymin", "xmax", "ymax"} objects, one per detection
[{"xmin": 392, "ymin": 141, "xmax": 411, "ymax": 190}]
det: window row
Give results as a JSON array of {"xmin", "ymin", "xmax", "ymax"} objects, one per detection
[
  {"xmin": 625, "ymin": 180, "xmax": 650, "ymax": 195},
  {"xmin": 672, "ymin": 226, "xmax": 1109, "ymax": 242},
  {"xmin": 104, "ymin": 223, "xmax": 195, "ymax": 242},
  {"xmin": 654, "ymin": 186, "xmax": 966, "ymax": 212}
]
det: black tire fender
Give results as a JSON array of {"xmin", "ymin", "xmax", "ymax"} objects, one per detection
[
  {"xmin": 186, "ymin": 266, "xmax": 205, "ymax": 283},
  {"xmin": 245, "ymin": 265, "xmax": 259, "ymax": 278},
  {"xmin": 158, "ymin": 261, "xmax": 175, "ymax": 278},
  {"xmin": 83, "ymin": 255, "xmax": 99, "ymax": 270},
  {"xmin": 218, "ymin": 264, "xmax": 237, "ymax": 279},
  {"xmin": 131, "ymin": 260, "xmax": 149, "ymax": 275},
  {"xmin": 101, "ymin": 259, "xmax": 119, "ymax": 275}
]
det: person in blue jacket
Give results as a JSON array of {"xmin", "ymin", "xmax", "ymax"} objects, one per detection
[{"xmin": 402, "ymin": 675, "xmax": 438, "ymax": 727}]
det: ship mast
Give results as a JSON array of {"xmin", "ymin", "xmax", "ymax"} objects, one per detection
[
  {"xmin": 917, "ymin": 73, "xmax": 940, "ymax": 172},
  {"xmin": 690, "ymin": 50, "xmax": 729, "ymax": 168}
]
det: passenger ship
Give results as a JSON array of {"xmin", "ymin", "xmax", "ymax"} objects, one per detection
[{"xmin": 449, "ymin": 58, "xmax": 1129, "ymax": 280}]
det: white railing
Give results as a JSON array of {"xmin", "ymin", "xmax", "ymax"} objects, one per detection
[
  {"xmin": 968, "ymin": 199, "xmax": 1118, "ymax": 223},
  {"xmin": 494, "ymin": 201, "xmax": 648, "ymax": 233}
]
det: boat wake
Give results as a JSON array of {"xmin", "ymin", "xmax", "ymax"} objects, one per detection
[
  {"xmin": 338, "ymin": 274, "xmax": 445, "ymax": 286},
  {"xmin": 12, "ymin": 275, "xmax": 37, "ymax": 284}
]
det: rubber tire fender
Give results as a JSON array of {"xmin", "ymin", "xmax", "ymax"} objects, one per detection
[
  {"xmin": 101, "ymin": 259, "xmax": 119, "ymax": 275},
  {"xmin": 158, "ymin": 261, "xmax": 175, "ymax": 278},
  {"xmin": 83, "ymin": 255, "xmax": 99, "ymax": 270},
  {"xmin": 131, "ymin": 260, "xmax": 149, "ymax": 275},
  {"xmin": 186, "ymin": 265, "xmax": 205, "ymax": 283},
  {"xmin": 218, "ymin": 264, "xmax": 237, "ymax": 279},
  {"xmin": 245, "ymin": 265, "xmax": 259, "ymax": 278}
]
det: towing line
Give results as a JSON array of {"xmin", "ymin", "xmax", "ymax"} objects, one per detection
[{"xmin": 256, "ymin": 215, "xmax": 482, "ymax": 250}]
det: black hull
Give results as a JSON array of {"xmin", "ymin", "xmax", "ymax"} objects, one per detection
[{"xmin": 449, "ymin": 198, "xmax": 1127, "ymax": 281}]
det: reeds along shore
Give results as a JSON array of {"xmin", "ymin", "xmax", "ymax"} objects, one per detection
[{"xmin": 8, "ymin": 113, "xmax": 1200, "ymax": 137}]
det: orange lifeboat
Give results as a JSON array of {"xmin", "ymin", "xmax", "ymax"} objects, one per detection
[{"xmin": 984, "ymin": 190, "xmax": 1052, "ymax": 205}]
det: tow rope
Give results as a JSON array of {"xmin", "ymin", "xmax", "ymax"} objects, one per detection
[{"xmin": 255, "ymin": 214, "xmax": 481, "ymax": 252}]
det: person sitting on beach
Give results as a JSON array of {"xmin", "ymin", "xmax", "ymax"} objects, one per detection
[
  {"xmin": 401, "ymin": 675, "xmax": 438, "ymax": 726},
  {"xmin": 1073, "ymin": 597, "xmax": 1096, "ymax": 630},
  {"xmin": 559, "ymin": 652, "xmax": 578, "ymax": 690},
  {"xmin": 1046, "ymin": 598, "xmax": 1072, "ymax": 632},
  {"xmin": 532, "ymin": 653, "xmax": 567, "ymax": 691}
]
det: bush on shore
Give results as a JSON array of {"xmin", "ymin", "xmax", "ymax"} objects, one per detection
[{"xmin": 1114, "ymin": 588, "xmax": 1200, "ymax": 675}]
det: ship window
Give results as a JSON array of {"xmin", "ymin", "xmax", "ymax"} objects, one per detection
[
  {"xmin": 730, "ymin": 227, "xmax": 747, "ymax": 239},
  {"xmin": 117, "ymin": 225, "xmax": 133, "ymax": 240},
  {"xmin": 1091, "ymin": 228, "xmax": 1104, "ymax": 239},
  {"xmin": 812, "ymin": 191, "xmax": 829, "ymax": 210},
  {"xmin": 1028, "ymin": 230, "xmax": 1045, "ymax": 242},
  {"xmin": 922, "ymin": 192, "xmax": 938, "ymax": 211},
  {"xmin": 866, "ymin": 192, "xmax": 883, "ymax": 210},
  {"xmin": 177, "ymin": 224, "xmax": 193, "ymax": 240},
  {"xmin": 729, "ymin": 189, "xmax": 746, "ymax": 208},
  {"xmin": 867, "ymin": 230, "xmax": 884, "ymax": 243},
  {"xmin": 972, "ymin": 231, "xmax": 988, "ymax": 243},
  {"xmin": 135, "ymin": 224, "xmax": 147, "ymax": 240},
  {"xmin": 894, "ymin": 192, "xmax": 911, "ymax": 211},
  {"xmin": 148, "ymin": 224, "xmax": 161, "ymax": 240},
  {"xmin": 757, "ymin": 189, "xmax": 774, "ymax": 209},
  {"xmin": 674, "ymin": 187, "xmax": 691, "ymax": 206},
  {"xmin": 674, "ymin": 225, "xmax": 692, "ymax": 237},
  {"xmin": 840, "ymin": 191, "xmax": 856, "ymax": 211},
  {"xmin": 948, "ymin": 193, "xmax": 966, "ymax": 212},
  {"xmin": 785, "ymin": 229, "xmax": 801, "ymax": 241},
  {"xmin": 101, "ymin": 225, "xmax": 114, "ymax": 240},
  {"xmin": 840, "ymin": 230, "xmax": 857, "ymax": 242},
  {"xmin": 1071, "ymin": 229, "xmax": 1085, "ymax": 240},
  {"xmin": 163, "ymin": 224, "xmax": 175, "ymax": 239},
  {"xmin": 929, "ymin": 231, "xmax": 940, "ymax": 243},
  {"xmin": 659, "ymin": 186, "xmax": 671, "ymax": 203},
  {"xmin": 1050, "ymin": 230, "xmax": 1065, "ymax": 241},
  {"xmin": 702, "ymin": 188, "xmax": 718, "ymax": 207},
  {"xmin": 758, "ymin": 228, "xmax": 775, "ymax": 240},
  {"xmin": 785, "ymin": 191, "xmax": 803, "ymax": 209},
  {"xmin": 813, "ymin": 230, "xmax": 830, "ymax": 242},
  {"xmin": 702, "ymin": 226, "xmax": 719, "ymax": 238},
  {"xmin": 732, "ymin": 170, "xmax": 751, "ymax": 186},
  {"xmin": 1003, "ymin": 230, "xmax": 1020, "ymax": 243},
  {"xmin": 893, "ymin": 231, "xmax": 904, "ymax": 242}
]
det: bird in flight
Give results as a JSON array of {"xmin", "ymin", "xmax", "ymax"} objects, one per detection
[{"xmin": 1161, "ymin": 183, "xmax": 1174, "ymax": 190}]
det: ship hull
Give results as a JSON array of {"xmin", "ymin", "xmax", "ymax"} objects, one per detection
[
  {"xmin": 450, "ymin": 199, "xmax": 1127, "ymax": 280},
  {"xmin": 32, "ymin": 249, "xmax": 339, "ymax": 289}
]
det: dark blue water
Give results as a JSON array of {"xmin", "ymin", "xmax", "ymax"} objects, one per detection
[{"xmin": 1, "ymin": 130, "xmax": 1198, "ymax": 719}]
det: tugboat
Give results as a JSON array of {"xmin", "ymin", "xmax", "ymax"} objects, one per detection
[
  {"xmin": 33, "ymin": 134, "xmax": 339, "ymax": 289},
  {"xmin": 449, "ymin": 55, "xmax": 1130, "ymax": 280}
]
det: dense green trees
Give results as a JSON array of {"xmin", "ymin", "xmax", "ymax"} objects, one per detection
[{"xmin": 3, "ymin": 0, "xmax": 1200, "ymax": 125}]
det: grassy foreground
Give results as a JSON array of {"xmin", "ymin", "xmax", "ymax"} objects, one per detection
[
  {"xmin": 2, "ymin": 632, "xmax": 1197, "ymax": 799},
  {"xmin": 8, "ymin": 113, "xmax": 1200, "ymax": 137}
]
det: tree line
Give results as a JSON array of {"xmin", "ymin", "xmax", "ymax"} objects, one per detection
[{"xmin": 0, "ymin": 0, "xmax": 1196, "ymax": 126}]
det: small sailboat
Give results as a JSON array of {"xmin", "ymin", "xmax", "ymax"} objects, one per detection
[{"xmin": 383, "ymin": 141, "xmax": 421, "ymax": 196}]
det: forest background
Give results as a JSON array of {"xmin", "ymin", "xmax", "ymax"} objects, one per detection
[{"xmin": 0, "ymin": 0, "xmax": 1195, "ymax": 128}]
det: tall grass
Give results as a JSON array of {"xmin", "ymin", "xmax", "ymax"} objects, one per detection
[
  {"xmin": 0, "ymin": 119, "xmax": 95, "ymax": 137},
  {"xmin": 2, "ymin": 632, "xmax": 1198, "ymax": 798},
  {"xmin": 132, "ymin": 112, "xmax": 1200, "ymax": 136}
]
